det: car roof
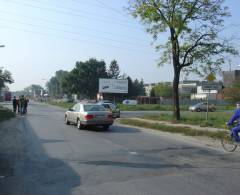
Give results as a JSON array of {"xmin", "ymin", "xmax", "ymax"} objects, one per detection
[
  {"xmin": 75, "ymin": 102, "xmax": 100, "ymax": 106},
  {"xmin": 98, "ymin": 100, "xmax": 112, "ymax": 103}
]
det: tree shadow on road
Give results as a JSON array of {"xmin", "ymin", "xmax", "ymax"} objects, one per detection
[
  {"xmin": 83, "ymin": 125, "xmax": 141, "ymax": 134},
  {"xmin": 79, "ymin": 160, "xmax": 193, "ymax": 169},
  {"xmin": 0, "ymin": 117, "xmax": 81, "ymax": 195}
]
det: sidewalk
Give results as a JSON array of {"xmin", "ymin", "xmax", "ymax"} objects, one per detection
[{"xmin": 118, "ymin": 117, "xmax": 226, "ymax": 132}]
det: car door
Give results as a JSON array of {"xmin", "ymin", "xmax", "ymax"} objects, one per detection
[
  {"xmin": 202, "ymin": 102, "xmax": 207, "ymax": 111},
  {"xmin": 72, "ymin": 103, "xmax": 80, "ymax": 123},
  {"xmin": 67, "ymin": 105, "xmax": 75, "ymax": 122}
]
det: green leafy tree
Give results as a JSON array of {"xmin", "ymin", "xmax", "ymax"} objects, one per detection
[
  {"xmin": 150, "ymin": 88, "xmax": 155, "ymax": 97},
  {"xmin": 108, "ymin": 60, "xmax": 120, "ymax": 79},
  {"xmin": 46, "ymin": 77, "xmax": 59, "ymax": 97},
  {"xmin": 24, "ymin": 84, "xmax": 44, "ymax": 97},
  {"xmin": 0, "ymin": 68, "xmax": 13, "ymax": 90},
  {"xmin": 55, "ymin": 70, "xmax": 69, "ymax": 95},
  {"xmin": 47, "ymin": 70, "xmax": 69, "ymax": 97},
  {"xmin": 65, "ymin": 58, "xmax": 108, "ymax": 98},
  {"xmin": 134, "ymin": 78, "xmax": 145, "ymax": 96},
  {"xmin": 127, "ymin": 77, "xmax": 145, "ymax": 98},
  {"xmin": 129, "ymin": 0, "xmax": 238, "ymax": 120},
  {"xmin": 152, "ymin": 83, "xmax": 172, "ymax": 97}
]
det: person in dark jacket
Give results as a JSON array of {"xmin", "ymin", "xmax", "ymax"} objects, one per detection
[
  {"xmin": 12, "ymin": 96, "xmax": 17, "ymax": 113},
  {"xmin": 16, "ymin": 97, "xmax": 20, "ymax": 113},
  {"xmin": 227, "ymin": 102, "xmax": 240, "ymax": 142},
  {"xmin": 19, "ymin": 95, "xmax": 25, "ymax": 115},
  {"xmin": 24, "ymin": 97, "xmax": 29, "ymax": 114}
]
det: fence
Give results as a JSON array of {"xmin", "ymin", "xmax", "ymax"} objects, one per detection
[{"xmin": 137, "ymin": 96, "xmax": 229, "ymax": 106}]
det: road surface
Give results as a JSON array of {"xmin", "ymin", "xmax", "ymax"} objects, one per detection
[{"xmin": 0, "ymin": 102, "xmax": 239, "ymax": 195}]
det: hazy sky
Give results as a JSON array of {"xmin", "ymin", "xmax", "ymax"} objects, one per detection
[{"xmin": 0, "ymin": 0, "xmax": 239, "ymax": 91}]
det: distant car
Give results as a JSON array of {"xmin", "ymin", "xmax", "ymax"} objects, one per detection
[
  {"xmin": 98, "ymin": 102, "xmax": 120, "ymax": 118},
  {"xmin": 189, "ymin": 102, "xmax": 216, "ymax": 112},
  {"xmin": 102, "ymin": 86, "xmax": 109, "ymax": 89},
  {"xmin": 61, "ymin": 97, "xmax": 73, "ymax": 103},
  {"xmin": 122, "ymin": 99, "xmax": 137, "ymax": 105},
  {"xmin": 65, "ymin": 102, "xmax": 114, "ymax": 130}
]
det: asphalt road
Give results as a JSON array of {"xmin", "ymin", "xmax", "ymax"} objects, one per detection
[{"xmin": 1, "ymin": 102, "xmax": 240, "ymax": 195}]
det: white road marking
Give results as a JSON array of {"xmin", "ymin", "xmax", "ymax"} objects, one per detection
[{"xmin": 129, "ymin": 151, "xmax": 138, "ymax": 155}]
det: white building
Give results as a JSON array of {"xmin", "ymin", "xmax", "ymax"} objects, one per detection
[
  {"xmin": 144, "ymin": 83, "xmax": 158, "ymax": 97},
  {"xmin": 144, "ymin": 81, "xmax": 199, "ymax": 97},
  {"xmin": 191, "ymin": 82, "xmax": 222, "ymax": 100}
]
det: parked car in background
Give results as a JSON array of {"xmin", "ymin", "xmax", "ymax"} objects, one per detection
[
  {"xmin": 122, "ymin": 99, "xmax": 137, "ymax": 105},
  {"xmin": 97, "ymin": 101, "xmax": 120, "ymax": 118},
  {"xmin": 189, "ymin": 102, "xmax": 216, "ymax": 112},
  {"xmin": 65, "ymin": 102, "xmax": 114, "ymax": 130}
]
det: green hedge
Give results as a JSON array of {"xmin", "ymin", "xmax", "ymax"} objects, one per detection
[{"xmin": 0, "ymin": 107, "xmax": 15, "ymax": 122}]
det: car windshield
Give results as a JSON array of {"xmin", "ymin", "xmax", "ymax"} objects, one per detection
[
  {"xmin": 84, "ymin": 105, "xmax": 106, "ymax": 111},
  {"xmin": 195, "ymin": 102, "xmax": 204, "ymax": 106},
  {"xmin": 102, "ymin": 104, "xmax": 111, "ymax": 109},
  {"xmin": 110, "ymin": 104, "xmax": 117, "ymax": 109}
]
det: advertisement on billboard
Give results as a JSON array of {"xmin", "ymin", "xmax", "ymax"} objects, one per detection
[{"xmin": 99, "ymin": 79, "xmax": 128, "ymax": 93}]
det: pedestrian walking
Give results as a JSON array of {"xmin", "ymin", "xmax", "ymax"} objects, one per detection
[
  {"xmin": 19, "ymin": 95, "xmax": 25, "ymax": 115},
  {"xmin": 16, "ymin": 97, "xmax": 20, "ymax": 114},
  {"xmin": 12, "ymin": 96, "xmax": 17, "ymax": 113},
  {"xmin": 24, "ymin": 97, "xmax": 29, "ymax": 114}
]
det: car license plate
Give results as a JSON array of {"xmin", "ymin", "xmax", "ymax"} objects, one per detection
[{"xmin": 95, "ymin": 115, "xmax": 105, "ymax": 119}]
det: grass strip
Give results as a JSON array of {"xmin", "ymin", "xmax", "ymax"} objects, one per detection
[
  {"xmin": 118, "ymin": 104, "xmax": 234, "ymax": 111},
  {"xmin": 119, "ymin": 118, "xmax": 225, "ymax": 139},
  {"xmin": 0, "ymin": 106, "xmax": 15, "ymax": 122},
  {"xmin": 118, "ymin": 104, "xmax": 189, "ymax": 111},
  {"xmin": 48, "ymin": 101, "xmax": 74, "ymax": 109},
  {"xmin": 141, "ymin": 112, "xmax": 232, "ymax": 129}
]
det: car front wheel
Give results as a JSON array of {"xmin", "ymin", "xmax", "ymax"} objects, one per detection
[{"xmin": 65, "ymin": 116, "xmax": 70, "ymax": 125}]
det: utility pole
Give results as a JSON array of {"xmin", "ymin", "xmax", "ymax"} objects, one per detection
[{"xmin": 228, "ymin": 59, "xmax": 232, "ymax": 71}]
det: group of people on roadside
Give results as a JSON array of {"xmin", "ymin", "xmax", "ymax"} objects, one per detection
[{"xmin": 12, "ymin": 95, "xmax": 29, "ymax": 115}]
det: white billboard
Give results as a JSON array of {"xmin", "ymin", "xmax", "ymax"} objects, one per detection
[{"xmin": 99, "ymin": 79, "xmax": 128, "ymax": 93}]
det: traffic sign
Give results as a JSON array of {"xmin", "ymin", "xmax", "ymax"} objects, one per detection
[
  {"xmin": 207, "ymin": 73, "xmax": 216, "ymax": 82},
  {"xmin": 202, "ymin": 82, "xmax": 222, "ymax": 90}
]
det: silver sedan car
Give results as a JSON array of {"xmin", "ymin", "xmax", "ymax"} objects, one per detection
[
  {"xmin": 189, "ymin": 102, "xmax": 216, "ymax": 112},
  {"xmin": 65, "ymin": 103, "xmax": 114, "ymax": 130}
]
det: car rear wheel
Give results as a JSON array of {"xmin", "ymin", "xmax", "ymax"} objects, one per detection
[
  {"xmin": 210, "ymin": 108, "xmax": 216, "ymax": 112},
  {"xmin": 197, "ymin": 108, "xmax": 201, "ymax": 112},
  {"xmin": 77, "ymin": 119, "xmax": 82, "ymax": 129},
  {"xmin": 103, "ymin": 125, "xmax": 110, "ymax": 130},
  {"xmin": 65, "ymin": 116, "xmax": 70, "ymax": 125}
]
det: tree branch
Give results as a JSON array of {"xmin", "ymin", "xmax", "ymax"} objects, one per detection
[
  {"xmin": 147, "ymin": 0, "xmax": 170, "ymax": 26},
  {"xmin": 181, "ymin": 33, "xmax": 211, "ymax": 67}
]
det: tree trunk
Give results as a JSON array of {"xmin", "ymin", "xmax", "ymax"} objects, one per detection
[
  {"xmin": 170, "ymin": 28, "xmax": 181, "ymax": 120},
  {"xmin": 172, "ymin": 69, "xmax": 180, "ymax": 121}
]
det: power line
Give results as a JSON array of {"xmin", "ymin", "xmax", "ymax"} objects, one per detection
[
  {"xmin": 0, "ymin": 23, "xmax": 154, "ymax": 55},
  {"xmin": 0, "ymin": 17, "xmax": 150, "ymax": 47},
  {"xmin": 3, "ymin": 0, "xmax": 140, "ymax": 30},
  {"xmin": 94, "ymin": 0, "xmax": 128, "ymax": 18},
  {"xmin": 0, "ymin": 10, "xmax": 148, "ymax": 43},
  {"xmin": 28, "ymin": 0, "xmax": 132, "ymax": 23}
]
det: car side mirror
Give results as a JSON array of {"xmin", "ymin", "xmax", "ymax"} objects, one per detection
[{"xmin": 69, "ymin": 108, "xmax": 73, "ymax": 111}]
